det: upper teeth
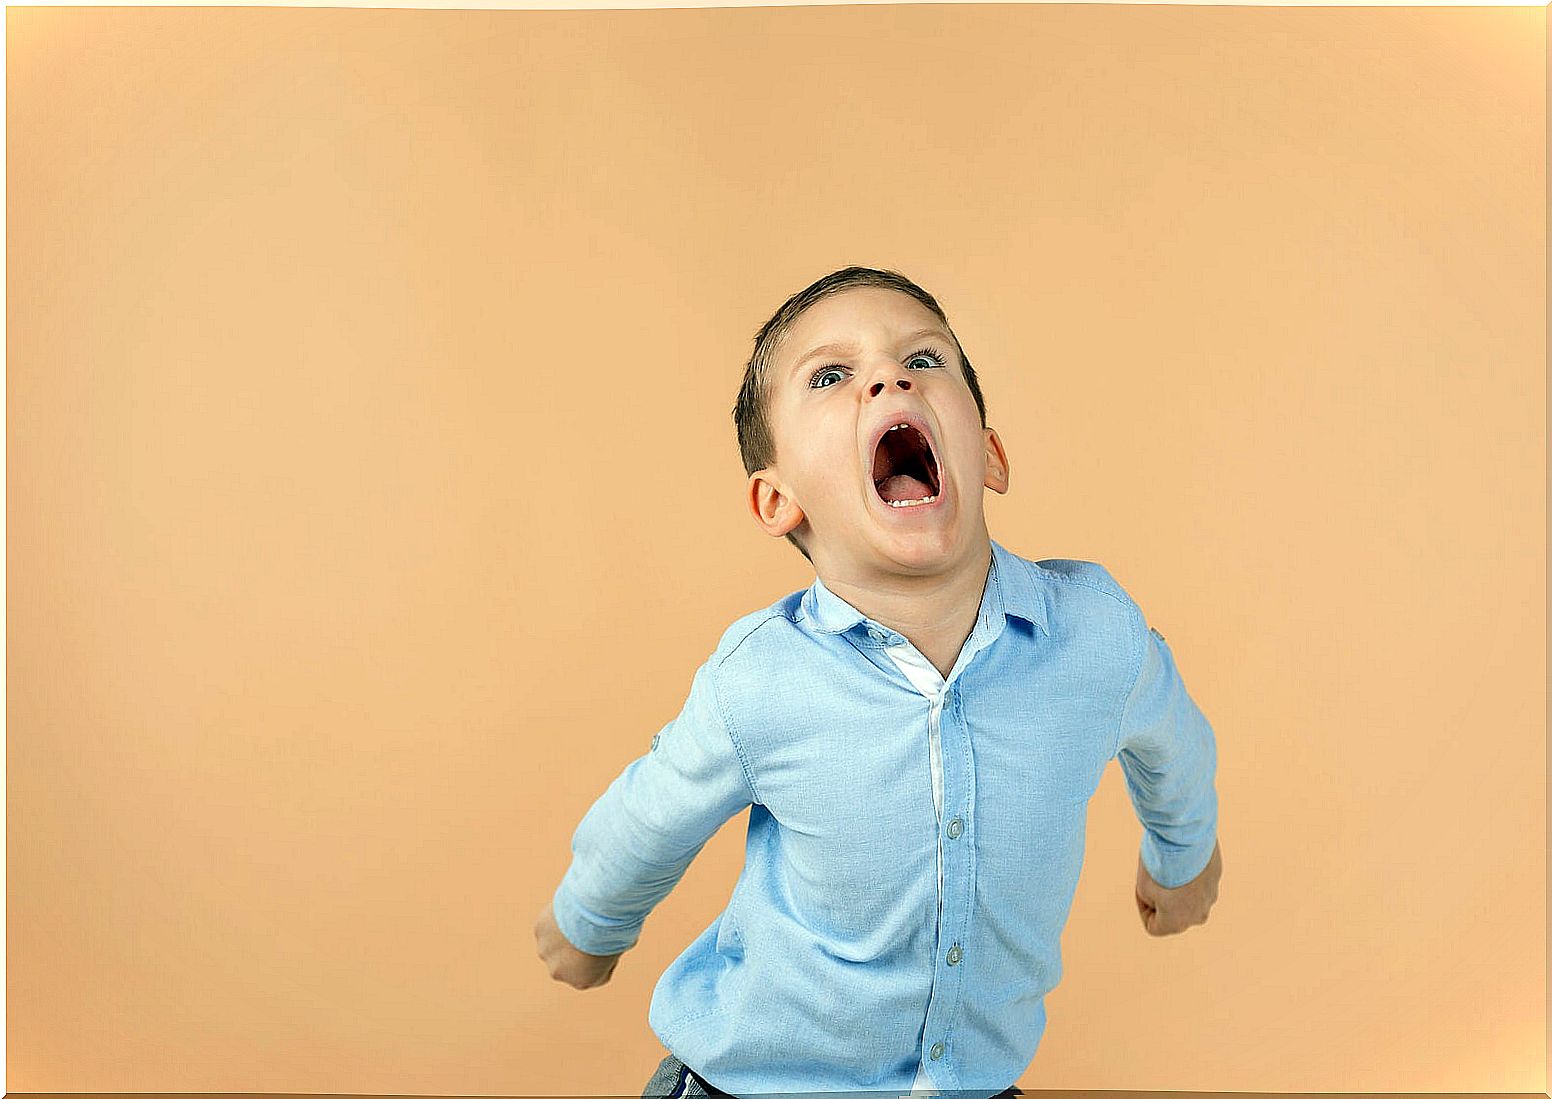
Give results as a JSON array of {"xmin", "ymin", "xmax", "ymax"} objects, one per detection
[{"xmin": 888, "ymin": 423, "xmax": 910, "ymax": 433}]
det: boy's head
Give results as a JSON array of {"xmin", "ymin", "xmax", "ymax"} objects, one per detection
[{"xmin": 733, "ymin": 266, "xmax": 1009, "ymax": 576}]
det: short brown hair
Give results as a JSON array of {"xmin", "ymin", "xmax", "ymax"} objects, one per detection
[{"xmin": 732, "ymin": 266, "xmax": 989, "ymax": 562}]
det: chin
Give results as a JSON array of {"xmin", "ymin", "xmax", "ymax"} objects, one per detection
[{"xmin": 870, "ymin": 524, "xmax": 961, "ymax": 570}]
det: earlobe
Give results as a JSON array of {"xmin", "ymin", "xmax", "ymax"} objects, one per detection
[{"xmin": 747, "ymin": 469, "xmax": 806, "ymax": 538}]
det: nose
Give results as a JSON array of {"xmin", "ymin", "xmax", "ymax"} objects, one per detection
[{"xmin": 863, "ymin": 358, "xmax": 914, "ymax": 399}]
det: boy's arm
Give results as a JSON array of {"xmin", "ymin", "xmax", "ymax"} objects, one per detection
[
  {"xmin": 1113, "ymin": 616, "xmax": 1219, "ymax": 890},
  {"xmin": 549, "ymin": 657, "xmax": 759, "ymax": 957}
]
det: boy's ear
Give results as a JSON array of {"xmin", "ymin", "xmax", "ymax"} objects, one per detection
[
  {"xmin": 747, "ymin": 468, "xmax": 806, "ymax": 539},
  {"xmin": 982, "ymin": 428, "xmax": 1010, "ymax": 494}
]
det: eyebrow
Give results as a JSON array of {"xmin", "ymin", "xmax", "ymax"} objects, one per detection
[{"xmin": 787, "ymin": 327, "xmax": 955, "ymax": 380}]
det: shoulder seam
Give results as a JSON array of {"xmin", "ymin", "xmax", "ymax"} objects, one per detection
[
  {"xmin": 713, "ymin": 607, "xmax": 789, "ymax": 669},
  {"xmin": 707, "ymin": 661, "xmax": 765, "ymax": 806},
  {"xmin": 1037, "ymin": 561, "xmax": 1134, "ymax": 614},
  {"xmin": 1034, "ymin": 561, "xmax": 1151, "ymax": 759},
  {"xmin": 1111, "ymin": 598, "xmax": 1148, "ymax": 760},
  {"xmin": 707, "ymin": 612, "xmax": 785, "ymax": 806}
]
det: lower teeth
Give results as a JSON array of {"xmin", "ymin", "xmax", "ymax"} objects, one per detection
[{"xmin": 886, "ymin": 494, "xmax": 937, "ymax": 508}]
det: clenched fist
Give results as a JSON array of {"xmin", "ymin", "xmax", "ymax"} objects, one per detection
[
  {"xmin": 1135, "ymin": 837, "xmax": 1221, "ymax": 936},
  {"xmin": 534, "ymin": 900, "xmax": 623, "ymax": 989}
]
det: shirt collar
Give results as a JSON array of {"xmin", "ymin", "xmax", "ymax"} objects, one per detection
[{"xmin": 800, "ymin": 538, "xmax": 1050, "ymax": 639}]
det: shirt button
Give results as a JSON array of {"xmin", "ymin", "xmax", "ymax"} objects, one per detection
[
  {"xmin": 946, "ymin": 817, "xmax": 962, "ymax": 839},
  {"xmin": 1150, "ymin": 625, "xmax": 1166, "ymax": 641},
  {"xmin": 929, "ymin": 1041, "xmax": 945, "ymax": 1060},
  {"xmin": 867, "ymin": 628, "xmax": 884, "ymax": 641},
  {"xmin": 651, "ymin": 733, "xmax": 661, "ymax": 751},
  {"xmin": 946, "ymin": 944, "xmax": 962, "ymax": 965}
]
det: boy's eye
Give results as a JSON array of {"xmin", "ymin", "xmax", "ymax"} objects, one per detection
[{"xmin": 808, "ymin": 345, "xmax": 949, "ymax": 390}]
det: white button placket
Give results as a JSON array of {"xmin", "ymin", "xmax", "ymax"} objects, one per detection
[{"xmin": 928, "ymin": 689, "xmax": 946, "ymax": 909}]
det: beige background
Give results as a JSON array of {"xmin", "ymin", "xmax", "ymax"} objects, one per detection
[{"xmin": 6, "ymin": 3, "xmax": 1545, "ymax": 1092}]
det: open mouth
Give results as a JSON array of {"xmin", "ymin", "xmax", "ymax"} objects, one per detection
[{"xmin": 872, "ymin": 422, "xmax": 942, "ymax": 508}]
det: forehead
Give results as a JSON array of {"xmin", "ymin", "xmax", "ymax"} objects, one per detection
[{"xmin": 772, "ymin": 287, "xmax": 952, "ymax": 380}]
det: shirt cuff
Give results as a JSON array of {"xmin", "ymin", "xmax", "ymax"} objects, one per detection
[
  {"xmin": 1140, "ymin": 828, "xmax": 1217, "ymax": 890},
  {"xmin": 551, "ymin": 875, "xmax": 645, "ymax": 956}
]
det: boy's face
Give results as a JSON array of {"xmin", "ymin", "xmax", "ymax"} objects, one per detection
[{"xmin": 749, "ymin": 286, "xmax": 1010, "ymax": 575}]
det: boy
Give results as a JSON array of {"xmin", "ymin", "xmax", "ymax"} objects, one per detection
[{"xmin": 534, "ymin": 266, "xmax": 1223, "ymax": 1098}]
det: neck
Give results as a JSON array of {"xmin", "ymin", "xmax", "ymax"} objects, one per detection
[{"xmin": 818, "ymin": 535, "xmax": 994, "ymax": 673}]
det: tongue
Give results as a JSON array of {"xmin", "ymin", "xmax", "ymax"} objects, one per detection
[{"xmin": 877, "ymin": 473, "xmax": 934, "ymax": 503}]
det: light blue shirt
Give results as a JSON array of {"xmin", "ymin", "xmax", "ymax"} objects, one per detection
[{"xmin": 551, "ymin": 538, "xmax": 1219, "ymax": 1097}]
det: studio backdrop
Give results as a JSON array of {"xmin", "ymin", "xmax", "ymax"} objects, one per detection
[{"xmin": 6, "ymin": 2, "xmax": 1544, "ymax": 1092}]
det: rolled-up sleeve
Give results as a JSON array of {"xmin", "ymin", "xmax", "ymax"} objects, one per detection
[
  {"xmin": 551, "ymin": 657, "xmax": 760, "ymax": 956},
  {"xmin": 1112, "ymin": 618, "xmax": 1219, "ymax": 889}
]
